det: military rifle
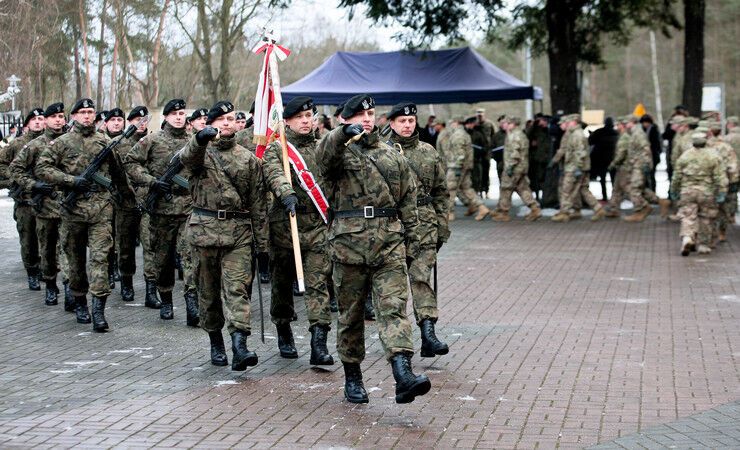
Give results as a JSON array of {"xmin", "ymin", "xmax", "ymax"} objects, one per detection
[{"xmin": 141, "ymin": 148, "xmax": 190, "ymax": 214}]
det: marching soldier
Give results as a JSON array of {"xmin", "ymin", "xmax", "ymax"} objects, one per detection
[
  {"xmin": 180, "ymin": 101, "xmax": 268, "ymax": 370},
  {"xmin": 9, "ymin": 103, "xmax": 69, "ymax": 306},
  {"xmin": 316, "ymin": 94, "xmax": 431, "ymax": 404},
  {"xmin": 262, "ymin": 96, "xmax": 333, "ymax": 365},
  {"xmin": 0, "ymin": 108, "xmax": 45, "ymax": 290},
  {"xmin": 490, "ymin": 116, "xmax": 542, "ymax": 222},
  {"xmin": 37, "ymin": 98, "xmax": 125, "ymax": 331},
  {"xmin": 123, "ymin": 99, "xmax": 198, "ymax": 325},
  {"xmin": 104, "ymin": 108, "xmax": 126, "ymax": 286},
  {"xmin": 623, "ymin": 115, "xmax": 657, "ymax": 222},
  {"xmin": 705, "ymin": 120, "xmax": 739, "ymax": 242},
  {"xmin": 605, "ymin": 116, "xmax": 635, "ymax": 218},
  {"xmin": 386, "ymin": 102, "xmax": 451, "ymax": 357}
]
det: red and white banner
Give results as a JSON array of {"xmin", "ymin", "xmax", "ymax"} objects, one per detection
[
  {"xmin": 285, "ymin": 141, "xmax": 329, "ymax": 224},
  {"xmin": 252, "ymin": 38, "xmax": 290, "ymax": 159}
]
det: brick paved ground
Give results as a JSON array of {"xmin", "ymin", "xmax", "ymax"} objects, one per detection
[{"xmin": 0, "ymin": 200, "xmax": 739, "ymax": 449}]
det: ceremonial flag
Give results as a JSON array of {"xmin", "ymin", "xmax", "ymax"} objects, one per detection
[{"xmin": 252, "ymin": 39, "xmax": 290, "ymax": 159}]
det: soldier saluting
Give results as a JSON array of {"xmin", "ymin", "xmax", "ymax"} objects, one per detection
[
  {"xmin": 316, "ymin": 94, "xmax": 431, "ymax": 404},
  {"xmin": 180, "ymin": 101, "xmax": 269, "ymax": 371}
]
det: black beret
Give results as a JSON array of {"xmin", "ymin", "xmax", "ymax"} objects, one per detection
[
  {"xmin": 105, "ymin": 108, "xmax": 124, "ymax": 121},
  {"xmin": 235, "ymin": 111, "xmax": 246, "ymax": 121},
  {"xmin": 283, "ymin": 96, "xmax": 315, "ymax": 119},
  {"xmin": 44, "ymin": 102, "xmax": 64, "ymax": 117},
  {"xmin": 464, "ymin": 116, "xmax": 478, "ymax": 124},
  {"xmin": 70, "ymin": 98, "xmax": 94, "ymax": 114},
  {"xmin": 24, "ymin": 108, "xmax": 44, "ymax": 126},
  {"xmin": 190, "ymin": 108, "xmax": 208, "ymax": 121},
  {"xmin": 163, "ymin": 98, "xmax": 186, "ymax": 116},
  {"xmin": 95, "ymin": 111, "xmax": 108, "ymax": 122},
  {"xmin": 333, "ymin": 102, "xmax": 345, "ymax": 118},
  {"xmin": 387, "ymin": 102, "xmax": 417, "ymax": 120},
  {"xmin": 127, "ymin": 106, "xmax": 148, "ymax": 120},
  {"xmin": 206, "ymin": 101, "xmax": 234, "ymax": 124},
  {"xmin": 341, "ymin": 94, "xmax": 375, "ymax": 119}
]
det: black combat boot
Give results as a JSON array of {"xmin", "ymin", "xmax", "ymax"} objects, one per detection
[
  {"xmin": 208, "ymin": 331, "xmax": 228, "ymax": 366},
  {"xmin": 91, "ymin": 296, "xmax": 109, "ymax": 332},
  {"xmin": 120, "ymin": 276, "xmax": 134, "ymax": 302},
  {"xmin": 342, "ymin": 362, "xmax": 369, "ymax": 403},
  {"xmin": 419, "ymin": 319, "xmax": 449, "ymax": 357},
  {"xmin": 63, "ymin": 281, "xmax": 75, "ymax": 312},
  {"xmin": 27, "ymin": 268, "xmax": 41, "ymax": 291},
  {"xmin": 75, "ymin": 296, "xmax": 91, "ymax": 324},
  {"xmin": 184, "ymin": 290, "xmax": 199, "ymax": 327},
  {"xmin": 231, "ymin": 330, "xmax": 258, "ymax": 371},
  {"xmin": 390, "ymin": 353, "xmax": 431, "ymax": 404},
  {"xmin": 144, "ymin": 278, "xmax": 162, "ymax": 309},
  {"xmin": 309, "ymin": 324, "xmax": 334, "ymax": 366},
  {"xmin": 276, "ymin": 323, "xmax": 298, "ymax": 358},
  {"xmin": 45, "ymin": 279, "xmax": 59, "ymax": 306},
  {"xmin": 159, "ymin": 290, "xmax": 173, "ymax": 320},
  {"xmin": 364, "ymin": 293, "xmax": 375, "ymax": 321}
]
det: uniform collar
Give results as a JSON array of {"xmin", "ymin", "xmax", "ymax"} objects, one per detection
[
  {"xmin": 45, "ymin": 127, "xmax": 64, "ymax": 140},
  {"xmin": 74, "ymin": 121, "xmax": 97, "ymax": 137},
  {"xmin": 214, "ymin": 134, "xmax": 235, "ymax": 151},
  {"xmin": 286, "ymin": 127, "xmax": 315, "ymax": 146},
  {"xmin": 389, "ymin": 130, "xmax": 419, "ymax": 148},
  {"xmin": 164, "ymin": 122, "xmax": 187, "ymax": 138}
]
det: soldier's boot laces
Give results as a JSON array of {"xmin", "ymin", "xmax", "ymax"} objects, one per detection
[
  {"xmin": 45, "ymin": 280, "xmax": 59, "ymax": 306},
  {"xmin": 63, "ymin": 281, "xmax": 75, "ymax": 312},
  {"xmin": 342, "ymin": 362, "xmax": 369, "ymax": 404},
  {"xmin": 309, "ymin": 324, "xmax": 334, "ymax": 366},
  {"xmin": 231, "ymin": 330, "xmax": 258, "ymax": 371},
  {"xmin": 364, "ymin": 293, "xmax": 376, "ymax": 321},
  {"xmin": 419, "ymin": 319, "xmax": 449, "ymax": 357},
  {"xmin": 329, "ymin": 293, "xmax": 339, "ymax": 313},
  {"xmin": 91, "ymin": 296, "xmax": 109, "ymax": 332},
  {"xmin": 524, "ymin": 205, "xmax": 542, "ymax": 222},
  {"xmin": 75, "ymin": 296, "xmax": 91, "ymax": 324},
  {"xmin": 144, "ymin": 278, "xmax": 162, "ymax": 309},
  {"xmin": 208, "ymin": 331, "xmax": 228, "ymax": 366},
  {"xmin": 159, "ymin": 291, "xmax": 174, "ymax": 320},
  {"xmin": 391, "ymin": 352, "xmax": 431, "ymax": 404},
  {"xmin": 490, "ymin": 209, "xmax": 510, "ymax": 222},
  {"xmin": 474, "ymin": 205, "xmax": 490, "ymax": 221},
  {"xmin": 184, "ymin": 290, "xmax": 199, "ymax": 327},
  {"xmin": 681, "ymin": 236, "xmax": 694, "ymax": 257},
  {"xmin": 27, "ymin": 268, "xmax": 41, "ymax": 291},
  {"xmin": 276, "ymin": 324, "xmax": 298, "ymax": 358},
  {"xmin": 551, "ymin": 211, "xmax": 570, "ymax": 223},
  {"xmin": 120, "ymin": 276, "xmax": 134, "ymax": 302},
  {"xmin": 590, "ymin": 207, "xmax": 607, "ymax": 222}
]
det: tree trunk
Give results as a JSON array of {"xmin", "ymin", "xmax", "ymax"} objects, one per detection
[
  {"xmin": 217, "ymin": 0, "xmax": 233, "ymax": 99},
  {"xmin": 545, "ymin": 0, "xmax": 581, "ymax": 115},
  {"xmin": 197, "ymin": 0, "xmax": 218, "ymax": 103},
  {"xmin": 96, "ymin": 0, "xmax": 108, "ymax": 107},
  {"xmin": 110, "ymin": 0, "xmax": 121, "ymax": 107},
  {"xmin": 78, "ymin": 0, "xmax": 93, "ymax": 99},
  {"xmin": 73, "ymin": 30, "xmax": 82, "ymax": 99},
  {"xmin": 682, "ymin": 0, "xmax": 705, "ymax": 116},
  {"xmin": 150, "ymin": 0, "xmax": 171, "ymax": 106}
]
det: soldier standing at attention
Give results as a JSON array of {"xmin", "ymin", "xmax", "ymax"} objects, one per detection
[
  {"xmin": 316, "ymin": 93, "xmax": 431, "ymax": 404},
  {"xmin": 180, "ymin": 101, "xmax": 268, "ymax": 371},
  {"xmin": 188, "ymin": 108, "xmax": 209, "ymax": 134},
  {"xmin": 262, "ymin": 96, "xmax": 334, "ymax": 365},
  {"xmin": 490, "ymin": 116, "xmax": 542, "ymax": 222},
  {"xmin": 0, "ymin": 108, "xmax": 45, "ymax": 290},
  {"xmin": 9, "ymin": 103, "xmax": 67, "ymax": 306},
  {"xmin": 386, "ymin": 102, "xmax": 450, "ymax": 358},
  {"xmin": 103, "ymin": 108, "xmax": 125, "ymax": 287},
  {"xmin": 124, "ymin": 99, "xmax": 198, "ymax": 324}
]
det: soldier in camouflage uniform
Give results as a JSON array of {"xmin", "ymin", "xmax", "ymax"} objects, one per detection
[
  {"xmin": 180, "ymin": 101, "xmax": 268, "ymax": 371},
  {"xmin": 124, "ymin": 99, "xmax": 198, "ymax": 325},
  {"xmin": 0, "ymin": 108, "xmax": 44, "ymax": 290},
  {"xmin": 315, "ymin": 94, "xmax": 431, "ymax": 404},
  {"xmin": 622, "ymin": 115, "xmax": 658, "ymax": 222},
  {"xmin": 262, "ymin": 96, "xmax": 334, "ymax": 365},
  {"xmin": 705, "ymin": 120, "xmax": 739, "ymax": 242},
  {"xmin": 671, "ymin": 130, "xmax": 728, "ymax": 256},
  {"xmin": 440, "ymin": 118, "xmax": 490, "ymax": 221},
  {"xmin": 386, "ymin": 102, "xmax": 450, "ymax": 358},
  {"xmin": 551, "ymin": 114, "xmax": 606, "ymax": 222},
  {"xmin": 37, "ymin": 98, "xmax": 126, "ymax": 332},
  {"xmin": 605, "ymin": 116, "xmax": 635, "ymax": 218},
  {"xmin": 476, "ymin": 109, "xmax": 498, "ymax": 183},
  {"xmin": 102, "ymin": 108, "xmax": 126, "ymax": 288},
  {"xmin": 9, "ymin": 103, "xmax": 69, "ymax": 307},
  {"xmin": 188, "ymin": 108, "xmax": 208, "ymax": 134},
  {"xmin": 722, "ymin": 116, "xmax": 740, "ymax": 218},
  {"xmin": 490, "ymin": 116, "xmax": 541, "ymax": 222},
  {"xmin": 234, "ymin": 102, "xmax": 256, "ymax": 152}
]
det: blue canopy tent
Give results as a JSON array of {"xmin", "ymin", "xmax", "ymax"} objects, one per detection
[{"xmin": 282, "ymin": 47, "xmax": 542, "ymax": 105}]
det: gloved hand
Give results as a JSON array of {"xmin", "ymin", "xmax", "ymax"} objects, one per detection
[
  {"xmin": 342, "ymin": 123, "xmax": 364, "ymax": 137},
  {"xmin": 151, "ymin": 179, "xmax": 172, "ymax": 194},
  {"xmin": 195, "ymin": 126, "xmax": 219, "ymax": 146},
  {"xmin": 72, "ymin": 176, "xmax": 91, "ymax": 192},
  {"xmin": 32, "ymin": 181, "xmax": 54, "ymax": 195},
  {"xmin": 282, "ymin": 194, "xmax": 298, "ymax": 215},
  {"xmin": 436, "ymin": 241, "xmax": 444, "ymax": 252},
  {"xmin": 716, "ymin": 192, "xmax": 727, "ymax": 204},
  {"xmin": 670, "ymin": 191, "xmax": 680, "ymax": 202},
  {"xmin": 505, "ymin": 166, "xmax": 514, "ymax": 177},
  {"xmin": 574, "ymin": 169, "xmax": 583, "ymax": 178}
]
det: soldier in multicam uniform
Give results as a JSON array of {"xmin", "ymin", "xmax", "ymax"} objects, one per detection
[
  {"xmin": 440, "ymin": 118, "xmax": 490, "ymax": 221},
  {"xmin": 705, "ymin": 120, "xmax": 739, "ymax": 243},
  {"xmin": 722, "ymin": 116, "xmax": 740, "ymax": 218},
  {"xmin": 0, "ymin": 108, "xmax": 45, "ymax": 290},
  {"xmin": 605, "ymin": 116, "xmax": 635, "ymax": 218},
  {"xmin": 386, "ymin": 101, "xmax": 450, "ymax": 357},
  {"xmin": 180, "ymin": 101, "xmax": 268, "ymax": 371},
  {"xmin": 315, "ymin": 94, "xmax": 431, "ymax": 404},
  {"xmin": 622, "ymin": 115, "xmax": 659, "ymax": 222},
  {"xmin": 671, "ymin": 129, "xmax": 728, "ymax": 256},
  {"xmin": 9, "ymin": 103, "xmax": 69, "ymax": 306},
  {"xmin": 262, "ymin": 96, "xmax": 334, "ymax": 365},
  {"xmin": 124, "ymin": 99, "xmax": 198, "ymax": 325},
  {"xmin": 550, "ymin": 114, "xmax": 606, "ymax": 223},
  {"xmin": 490, "ymin": 116, "xmax": 542, "ymax": 222},
  {"xmin": 37, "ymin": 98, "xmax": 127, "ymax": 331}
]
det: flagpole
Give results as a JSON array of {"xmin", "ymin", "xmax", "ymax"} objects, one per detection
[{"xmin": 267, "ymin": 50, "xmax": 306, "ymax": 293}]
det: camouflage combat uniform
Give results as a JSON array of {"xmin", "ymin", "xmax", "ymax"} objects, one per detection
[
  {"xmin": 315, "ymin": 127, "xmax": 420, "ymax": 363},
  {"xmin": 554, "ymin": 127, "xmax": 602, "ymax": 214},
  {"xmin": 606, "ymin": 130, "xmax": 633, "ymax": 212},
  {"xmin": 708, "ymin": 136, "xmax": 739, "ymax": 235},
  {"xmin": 113, "ymin": 130, "xmax": 147, "ymax": 278},
  {"xmin": 234, "ymin": 127, "xmax": 256, "ymax": 152},
  {"xmin": 388, "ymin": 131, "xmax": 449, "ymax": 323},
  {"xmin": 628, "ymin": 126, "xmax": 659, "ymax": 210},
  {"xmin": 496, "ymin": 125, "xmax": 538, "ymax": 212},
  {"xmin": 180, "ymin": 134, "xmax": 268, "ymax": 334},
  {"xmin": 722, "ymin": 128, "xmax": 740, "ymax": 216},
  {"xmin": 442, "ymin": 125, "xmax": 483, "ymax": 212}
]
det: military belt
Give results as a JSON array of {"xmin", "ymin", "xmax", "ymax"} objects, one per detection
[
  {"xmin": 417, "ymin": 195, "xmax": 433, "ymax": 206},
  {"xmin": 192, "ymin": 206, "xmax": 251, "ymax": 220},
  {"xmin": 333, "ymin": 207, "xmax": 397, "ymax": 219}
]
